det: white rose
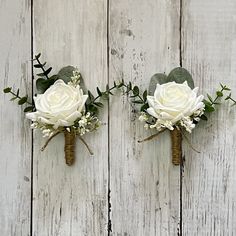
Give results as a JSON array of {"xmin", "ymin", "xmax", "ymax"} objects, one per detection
[
  {"xmin": 147, "ymin": 81, "xmax": 204, "ymax": 124},
  {"xmin": 26, "ymin": 79, "xmax": 88, "ymax": 129}
]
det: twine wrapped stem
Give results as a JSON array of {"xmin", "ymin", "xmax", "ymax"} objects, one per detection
[
  {"xmin": 171, "ymin": 128, "xmax": 182, "ymax": 165},
  {"xmin": 64, "ymin": 130, "xmax": 76, "ymax": 166}
]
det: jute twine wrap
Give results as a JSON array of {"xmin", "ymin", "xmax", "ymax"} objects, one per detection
[
  {"xmin": 64, "ymin": 131, "xmax": 76, "ymax": 166},
  {"xmin": 171, "ymin": 128, "xmax": 182, "ymax": 165}
]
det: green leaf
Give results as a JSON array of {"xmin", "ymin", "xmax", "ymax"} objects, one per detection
[
  {"xmin": 224, "ymin": 87, "xmax": 231, "ymax": 91},
  {"xmin": 33, "ymin": 64, "xmax": 42, "ymax": 68},
  {"xmin": 24, "ymin": 106, "xmax": 34, "ymax": 112},
  {"xmin": 167, "ymin": 67, "xmax": 194, "ymax": 89},
  {"xmin": 132, "ymin": 100, "xmax": 143, "ymax": 104},
  {"xmin": 35, "ymin": 53, "xmax": 41, "ymax": 59},
  {"xmin": 143, "ymin": 90, "xmax": 147, "ymax": 101},
  {"xmin": 203, "ymin": 99, "xmax": 212, "ymax": 106},
  {"xmin": 87, "ymin": 90, "xmax": 94, "ymax": 101},
  {"xmin": 18, "ymin": 96, "xmax": 28, "ymax": 105},
  {"xmin": 57, "ymin": 66, "xmax": 87, "ymax": 93},
  {"xmin": 44, "ymin": 67, "xmax": 52, "ymax": 76},
  {"xmin": 149, "ymin": 73, "xmax": 168, "ymax": 95},
  {"xmin": 94, "ymin": 102, "xmax": 103, "ymax": 107},
  {"xmin": 57, "ymin": 66, "xmax": 76, "ymax": 83},
  {"xmin": 3, "ymin": 87, "xmax": 11, "ymax": 93},
  {"xmin": 207, "ymin": 94, "xmax": 213, "ymax": 103},
  {"xmin": 37, "ymin": 72, "xmax": 45, "ymax": 77},
  {"xmin": 128, "ymin": 82, "xmax": 132, "ymax": 90},
  {"xmin": 133, "ymin": 86, "xmax": 139, "ymax": 96},
  {"xmin": 216, "ymin": 91, "xmax": 223, "ymax": 97},
  {"xmin": 117, "ymin": 83, "xmax": 124, "ymax": 88},
  {"xmin": 204, "ymin": 103, "xmax": 215, "ymax": 113},
  {"xmin": 34, "ymin": 62, "xmax": 46, "ymax": 68},
  {"xmin": 200, "ymin": 114, "xmax": 208, "ymax": 121},
  {"xmin": 225, "ymin": 93, "xmax": 231, "ymax": 100},
  {"xmin": 10, "ymin": 97, "xmax": 17, "ymax": 101},
  {"xmin": 36, "ymin": 78, "xmax": 54, "ymax": 93},
  {"xmin": 140, "ymin": 103, "xmax": 149, "ymax": 111},
  {"xmin": 97, "ymin": 87, "xmax": 102, "ymax": 96},
  {"xmin": 87, "ymin": 104, "xmax": 98, "ymax": 115}
]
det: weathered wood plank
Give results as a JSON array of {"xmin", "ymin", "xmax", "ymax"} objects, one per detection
[
  {"xmin": 32, "ymin": 1, "xmax": 108, "ymax": 235},
  {"xmin": 182, "ymin": 0, "xmax": 236, "ymax": 235},
  {"xmin": 0, "ymin": 0, "xmax": 32, "ymax": 235},
  {"xmin": 109, "ymin": 0, "xmax": 181, "ymax": 235}
]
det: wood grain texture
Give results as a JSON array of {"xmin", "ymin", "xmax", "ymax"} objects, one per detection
[
  {"xmin": 109, "ymin": 0, "xmax": 181, "ymax": 235},
  {"xmin": 182, "ymin": 0, "xmax": 236, "ymax": 235},
  {"xmin": 32, "ymin": 1, "xmax": 108, "ymax": 235},
  {"xmin": 0, "ymin": 0, "xmax": 32, "ymax": 235}
]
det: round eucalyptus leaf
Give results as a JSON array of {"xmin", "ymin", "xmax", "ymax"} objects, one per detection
[
  {"xmin": 57, "ymin": 66, "xmax": 87, "ymax": 93},
  {"xmin": 167, "ymin": 67, "xmax": 194, "ymax": 89},
  {"xmin": 148, "ymin": 73, "xmax": 168, "ymax": 95},
  {"xmin": 78, "ymin": 74, "xmax": 87, "ymax": 94},
  {"xmin": 36, "ymin": 78, "xmax": 55, "ymax": 93},
  {"xmin": 57, "ymin": 66, "xmax": 76, "ymax": 83}
]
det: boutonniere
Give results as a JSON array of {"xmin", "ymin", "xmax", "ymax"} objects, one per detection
[
  {"xmin": 3, "ymin": 53, "xmax": 122, "ymax": 166},
  {"xmin": 119, "ymin": 67, "xmax": 235, "ymax": 165}
]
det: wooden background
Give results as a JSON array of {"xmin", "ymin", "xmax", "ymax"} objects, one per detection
[{"xmin": 1, "ymin": 0, "xmax": 236, "ymax": 235}]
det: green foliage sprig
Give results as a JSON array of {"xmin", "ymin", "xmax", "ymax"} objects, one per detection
[
  {"xmin": 203, "ymin": 83, "xmax": 236, "ymax": 115},
  {"xmin": 33, "ymin": 53, "xmax": 56, "ymax": 93},
  {"xmin": 117, "ymin": 80, "xmax": 149, "ymax": 111},
  {"xmin": 85, "ymin": 81, "xmax": 125, "ymax": 115},
  {"xmin": 3, "ymin": 87, "xmax": 34, "ymax": 112}
]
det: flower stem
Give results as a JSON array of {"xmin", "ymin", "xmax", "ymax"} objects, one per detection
[
  {"xmin": 78, "ymin": 136, "xmax": 94, "ymax": 155},
  {"xmin": 138, "ymin": 129, "xmax": 166, "ymax": 143},
  {"xmin": 41, "ymin": 131, "xmax": 60, "ymax": 151}
]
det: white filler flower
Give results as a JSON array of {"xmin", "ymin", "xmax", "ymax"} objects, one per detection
[
  {"xmin": 146, "ymin": 81, "xmax": 204, "ymax": 132},
  {"xmin": 26, "ymin": 79, "xmax": 88, "ymax": 129}
]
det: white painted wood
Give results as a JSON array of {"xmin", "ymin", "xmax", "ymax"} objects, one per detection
[
  {"xmin": 109, "ymin": 0, "xmax": 181, "ymax": 235},
  {"xmin": 0, "ymin": 0, "xmax": 32, "ymax": 235},
  {"xmin": 33, "ymin": 1, "xmax": 108, "ymax": 235},
  {"xmin": 182, "ymin": 0, "xmax": 236, "ymax": 235}
]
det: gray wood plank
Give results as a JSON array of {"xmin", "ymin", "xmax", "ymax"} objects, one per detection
[
  {"xmin": 109, "ymin": 0, "xmax": 181, "ymax": 235},
  {"xmin": 0, "ymin": 0, "xmax": 32, "ymax": 235},
  {"xmin": 32, "ymin": 1, "xmax": 108, "ymax": 235},
  {"xmin": 182, "ymin": 0, "xmax": 236, "ymax": 235}
]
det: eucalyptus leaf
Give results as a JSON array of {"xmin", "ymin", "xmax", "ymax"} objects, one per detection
[
  {"xmin": 57, "ymin": 66, "xmax": 76, "ymax": 83},
  {"xmin": 57, "ymin": 66, "xmax": 87, "ymax": 93},
  {"xmin": 167, "ymin": 67, "xmax": 194, "ymax": 89},
  {"xmin": 141, "ymin": 103, "xmax": 149, "ymax": 111},
  {"xmin": 3, "ymin": 87, "xmax": 11, "ymax": 93},
  {"xmin": 216, "ymin": 91, "xmax": 223, "ymax": 97},
  {"xmin": 35, "ymin": 53, "xmax": 41, "ymax": 59},
  {"xmin": 24, "ymin": 106, "xmax": 34, "ymax": 112},
  {"xmin": 36, "ymin": 78, "xmax": 54, "ymax": 93},
  {"xmin": 200, "ymin": 114, "xmax": 208, "ymax": 121},
  {"xmin": 44, "ymin": 67, "xmax": 52, "ymax": 76},
  {"xmin": 133, "ymin": 86, "xmax": 139, "ymax": 96},
  {"xmin": 18, "ymin": 96, "xmax": 28, "ymax": 105},
  {"xmin": 148, "ymin": 73, "xmax": 167, "ymax": 95}
]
